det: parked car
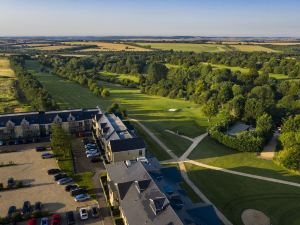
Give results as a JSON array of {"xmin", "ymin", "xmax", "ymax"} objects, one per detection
[
  {"xmin": 7, "ymin": 177, "xmax": 15, "ymax": 188},
  {"xmin": 70, "ymin": 188, "xmax": 86, "ymax": 197},
  {"xmin": 28, "ymin": 218, "xmax": 37, "ymax": 225},
  {"xmin": 79, "ymin": 208, "xmax": 88, "ymax": 220},
  {"xmin": 40, "ymin": 217, "xmax": 49, "ymax": 225},
  {"xmin": 41, "ymin": 152, "xmax": 54, "ymax": 159},
  {"xmin": 87, "ymin": 152, "xmax": 100, "ymax": 158},
  {"xmin": 54, "ymin": 173, "xmax": 67, "ymax": 181},
  {"xmin": 40, "ymin": 217, "xmax": 48, "ymax": 225},
  {"xmin": 50, "ymin": 214, "xmax": 61, "ymax": 225},
  {"xmin": 65, "ymin": 184, "xmax": 78, "ymax": 192},
  {"xmin": 34, "ymin": 202, "xmax": 42, "ymax": 211},
  {"xmin": 91, "ymin": 206, "xmax": 99, "ymax": 218},
  {"xmin": 85, "ymin": 149, "xmax": 98, "ymax": 154},
  {"xmin": 66, "ymin": 211, "xmax": 75, "ymax": 225},
  {"xmin": 7, "ymin": 206, "xmax": 16, "ymax": 218},
  {"xmin": 35, "ymin": 146, "xmax": 46, "ymax": 152},
  {"xmin": 22, "ymin": 201, "xmax": 31, "ymax": 214},
  {"xmin": 47, "ymin": 169, "xmax": 61, "ymax": 175},
  {"xmin": 57, "ymin": 177, "xmax": 73, "ymax": 185},
  {"xmin": 74, "ymin": 193, "xmax": 91, "ymax": 202}
]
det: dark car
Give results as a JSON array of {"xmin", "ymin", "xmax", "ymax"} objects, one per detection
[
  {"xmin": 91, "ymin": 206, "xmax": 99, "ymax": 218},
  {"xmin": 47, "ymin": 169, "xmax": 61, "ymax": 175},
  {"xmin": 22, "ymin": 201, "xmax": 31, "ymax": 214},
  {"xmin": 41, "ymin": 152, "xmax": 54, "ymax": 159},
  {"xmin": 34, "ymin": 202, "xmax": 42, "ymax": 211},
  {"xmin": 66, "ymin": 211, "xmax": 75, "ymax": 225},
  {"xmin": 70, "ymin": 188, "xmax": 87, "ymax": 197},
  {"xmin": 90, "ymin": 157, "xmax": 102, "ymax": 163},
  {"xmin": 35, "ymin": 146, "xmax": 46, "ymax": 152},
  {"xmin": 54, "ymin": 173, "xmax": 67, "ymax": 181},
  {"xmin": 7, "ymin": 206, "xmax": 16, "ymax": 217},
  {"xmin": 65, "ymin": 184, "xmax": 78, "ymax": 192},
  {"xmin": 50, "ymin": 214, "xmax": 61, "ymax": 225},
  {"xmin": 7, "ymin": 177, "xmax": 15, "ymax": 188}
]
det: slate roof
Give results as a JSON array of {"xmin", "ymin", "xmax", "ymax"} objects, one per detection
[
  {"xmin": 0, "ymin": 108, "xmax": 99, "ymax": 128},
  {"xmin": 227, "ymin": 122, "xmax": 250, "ymax": 136},
  {"xmin": 106, "ymin": 160, "xmax": 184, "ymax": 225},
  {"xmin": 109, "ymin": 137, "xmax": 145, "ymax": 152}
]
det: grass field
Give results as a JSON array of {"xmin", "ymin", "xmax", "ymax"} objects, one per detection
[
  {"xmin": 0, "ymin": 57, "xmax": 30, "ymax": 113},
  {"xmin": 64, "ymin": 41, "xmax": 151, "ymax": 52},
  {"xmin": 189, "ymin": 136, "xmax": 300, "ymax": 184},
  {"xmin": 137, "ymin": 42, "xmax": 231, "ymax": 53},
  {"xmin": 203, "ymin": 63, "xmax": 290, "ymax": 80},
  {"xmin": 100, "ymin": 71, "xmax": 140, "ymax": 83},
  {"xmin": 32, "ymin": 45, "xmax": 76, "ymax": 51},
  {"xmin": 185, "ymin": 163, "xmax": 300, "ymax": 225},
  {"xmin": 24, "ymin": 60, "xmax": 209, "ymax": 156}
]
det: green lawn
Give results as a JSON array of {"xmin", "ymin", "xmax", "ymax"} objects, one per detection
[
  {"xmin": 100, "ymin": 71, "xmax": 140, "ymax": 83},
  {"xmin": 205, "ymin": 63, "xmax": 290, "ymax": 80},
  {"xmin": 185, "ymin": 163, "xmax": 300, "ymax": 225},
  {"xmin": 159, "ymin": 131, "xmax": 192, "ymax": 157},
  {"xmin": 137, "ymin": 43, "xmax": 232, "ymax": 53},
  {"xmin": 189, "ymin": 136, "xmax": 300, "ymax": 184}
]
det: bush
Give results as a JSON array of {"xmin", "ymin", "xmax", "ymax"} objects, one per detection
[
  {"xmin": 0, "ymin": 216, "xmax": 10, "ymax": 224},
  {"xmin": 16, "ymin": 181, "xmax": 23, "ymax": 188},
  {"xmin": 32, "ymin": 210, "xmax": 50, "ymax": 218},
  {"xmin": 114, "ymin": 218, "xmax": 125, "ymax": 225},
  {"xmin": 11, "ymin": 212, "xmax": 22, "ymax": 222},
  {"xmin": 0, "ymin": 183, "xmax": 3, "ymax": 191}
]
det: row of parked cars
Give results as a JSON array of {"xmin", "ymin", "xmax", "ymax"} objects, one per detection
[
  {"xmin": 47, "ymin": 169, "xmax": 91, "ymax": 202},
  {"xmin": 83, "ymin": 139, "xmax": 100, "ymax": 158},
  {"xmin": 7, "ymin": 201, "xmax": 43, "ymax": 218}
]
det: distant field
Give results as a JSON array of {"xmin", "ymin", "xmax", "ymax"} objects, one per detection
[
  {"xmin": 100, "ymin": 71, "xmax": 140, "ymax": 83},
  {"xmin": 0, "ymin": 57, "xmax": 30, "ymax": 113},
  {"xmin": 212, "ymin": 41, "xmax": 300, "ymax": 46},
  {"xmin": 229, "ymin": 44, "xmax": 277, "ymax": 52},
  {"xmin": 64, "ymin": 41, "xmax": 151, "ymax": 52},
  {"xmin": 137, "ymin": 42, "xmax": 231, "ymax": 53},
  {"xmin": 32, "ymin": 45, "xmax": 76, "ymax": 51}
]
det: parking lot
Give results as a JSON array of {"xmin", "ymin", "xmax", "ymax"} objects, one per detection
[{"xmin": 0, "ymin": 143, "xmax": 104, "ymax": 225}]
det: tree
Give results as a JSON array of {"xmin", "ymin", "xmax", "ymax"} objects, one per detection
[
  {"xmin": 202, "ymin": 100, "xmax": 218, "ymax": 122},
  {"xmin": 101, "ymin": 88, "xmax": 110, "ymax": 98},
  {"xmin": 227, "ymin": 95, "xmax": 245, "ymax": 119},
  {"xmin": 256, "ymin": 113, "xmax": 274, "ymax": 140},
  {"xmin": 50, "ymin": 123, "xmax": 71, "ymax": 159},
  {"xmin": 146, "ymin": 62, "xmax": 168, "ymax": 84}
]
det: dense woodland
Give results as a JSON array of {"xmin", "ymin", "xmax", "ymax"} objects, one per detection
[{"xmin": 36, "ymin": 51, "xmax": 300, "ymax": 170}]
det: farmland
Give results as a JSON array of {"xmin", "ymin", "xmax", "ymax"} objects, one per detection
[
  {"xmin": 137, "ymin": 42, "xmax": 231, "ymax": 53},
  {"xmin": 136, "ymin": 42, "xmax": 276, "ymax": 53},
  {"xmin": 64, "ymin": 41, "xmax": 151, "ymax": 52},
  {"xmin": 0, "ymin": 57, "xmax": 30, "ymax": 113}
]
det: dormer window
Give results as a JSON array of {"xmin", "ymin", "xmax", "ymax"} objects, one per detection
[
  {"xmin": 67, "ymin": 113, "xmax": 75, "ymax": 122},
  {"xmin": 149, "ymin": 197, "xmax": 169, "ymax": 215},
  {"xmin": 6, "ymin": 120, "xmax": 15, "ymax": 128},
  {"xmin": 53, "ymin": 115, "xmax": 62, "ymax": 123},
  {"xmin": 134, "ymin": 179, "xmax": 151, "ymax": 193},
  {"xmin": 21, "ymin": 118, "xmax": 29, "ymax": 126}
]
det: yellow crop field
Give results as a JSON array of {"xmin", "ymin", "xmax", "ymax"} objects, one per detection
[
  {"xmin": 229, "ymin": 44, "xmax": 277, "ymax": 52},
  {"xmin": 0, "ymin": 57, "xmax": 30, "ymax": 113},
  {"xmin": 64, "ymin": 41, "xmax": 151, "ymax": 52},
  {"xmin": 0, "ymin": 57, "xmax": 15, "ymax": 77}
]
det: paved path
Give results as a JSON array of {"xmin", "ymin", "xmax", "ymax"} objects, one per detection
[
  {"xmin": 179, "ymin": 162, "xmax": 233, "ymax": 225},
  {"xmin": 185, "ymin": 159, "xmax": 300, "ymax": 188},
  {"xmin": 165, "ymin": 129, "xmax": 194, "ymax": 142},
  {"xmin": 131, "ymin": 118, "xmax": 178, "ymax": 159},
  {"xmin": 179, "ymin": 133, "xmax": 208, "ymax": 160},
  {"xmin": 259, "ymin": 131, "xmax": 279, "ymax": 160}
]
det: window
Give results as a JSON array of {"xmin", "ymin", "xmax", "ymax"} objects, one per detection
[{"xmin": 139, "ymin": 150, "xmax": 143, "ymax": 156}]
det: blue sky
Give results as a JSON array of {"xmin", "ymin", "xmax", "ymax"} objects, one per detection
[{"xmin": 0, "ymin": 0, "xmax": 300, "ymax": 36}]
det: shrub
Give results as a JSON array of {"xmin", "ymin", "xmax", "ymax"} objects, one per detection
[
  {"xmin": 11, "ymin": 212, "xmax": 22, "ymax": 222},
  {"xmin": 114, "ymin": 218, "xmax": 125, "ymax": 225},
  {"xmin": 0, "ymin": 183, "xmax": 3, "ymax": 191},
  {"xmin": 0, "ymin": 216, "xmax": 10, "ymax": 224},
  {"xmin": 16, "ymin": 181, "xmax": 23, "ymax": 188}
]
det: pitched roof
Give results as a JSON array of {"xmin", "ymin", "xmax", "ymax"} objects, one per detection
[{"xmin": 109, "ymin": 137, "xmax": 145, "ymax": 152}]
